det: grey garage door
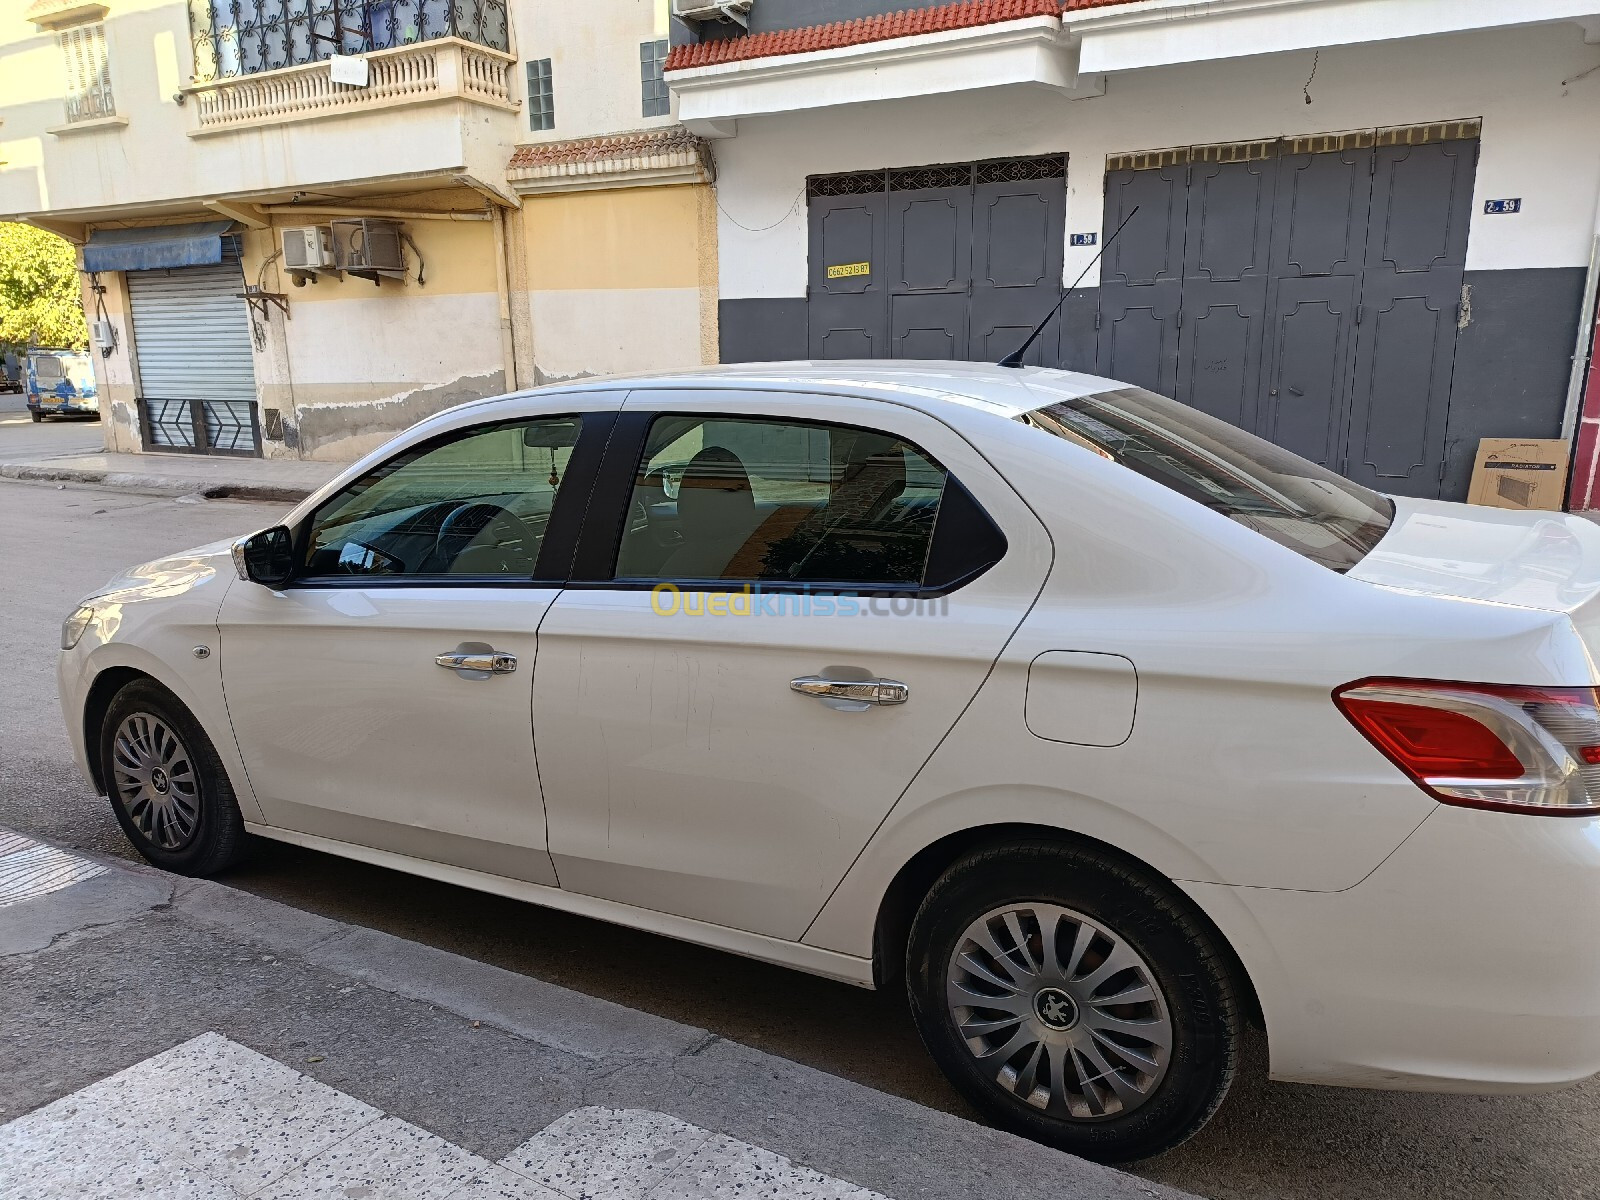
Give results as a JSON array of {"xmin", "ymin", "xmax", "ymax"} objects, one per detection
[
  {"xmin": 1096, "ymin": 124, "xmax": 1479, "ymax": 498},
  {"xmin": 807, "ymin": 156, "xmax": 1066, "ymax": 366},
  {"xmin": 127, "ymin": 238, "xmax": 261, "ymax": 456}
]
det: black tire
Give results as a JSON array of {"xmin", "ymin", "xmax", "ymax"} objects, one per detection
[
  {"xmin": 30, "ymin": 411, "xmax": 43, "ymax": 423},
  {"xmin": 99, "ymin": 679, "xmax": 251, "ymax": 875},
  {"xmin": 907, "ymin": 839, "xmax": 1240, "ymax": 1163}
]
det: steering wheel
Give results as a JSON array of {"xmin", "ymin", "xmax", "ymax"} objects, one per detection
[{"xmin": 432, "ymin": 502, "xmax": 534, "ymax": 574}]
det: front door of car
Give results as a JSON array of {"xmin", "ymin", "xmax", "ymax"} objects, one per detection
[
  {"xmin": 533, "ymin": 391, "xmax": 1050, "ymax": 940},
  {"xmin": 217, "ymin": 400, "xmax": 620, "ymax": 884}
]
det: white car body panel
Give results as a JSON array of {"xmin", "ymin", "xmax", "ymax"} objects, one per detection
[{"xmin": 54, "ymin": 362, "xmax": 1600, "ymax": 1097}]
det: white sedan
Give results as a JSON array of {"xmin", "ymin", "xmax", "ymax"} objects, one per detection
[{"xmin": 58, "ymin": 363, "xmax": 1600, "ymax": 1162}]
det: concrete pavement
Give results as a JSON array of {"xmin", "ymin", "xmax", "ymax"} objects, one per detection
[
  {"xmin": 0, "ymin": 828, "xmax": 1187, "ymax": 1200},
  {"xmin": 0, "ymin": 392, "xmax": 336, "ymax": 502}
]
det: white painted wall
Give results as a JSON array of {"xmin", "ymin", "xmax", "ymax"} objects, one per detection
[
  {"xmin": 711, "ymin": 22, "xmax": 1600, "ymax": 299},
  {"xmin": 507, "ymin": 0, "xmax": 673, "ymax": 143}
]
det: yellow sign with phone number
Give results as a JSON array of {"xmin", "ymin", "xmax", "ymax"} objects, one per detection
[{"xmin": 826, "ymin": 262, "xmax": 871, "ymax": 279}]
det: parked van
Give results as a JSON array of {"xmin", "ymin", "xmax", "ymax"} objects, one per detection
[{"xmin": 26, "ymin": 348, "xmax": 98, "ymax": 421}]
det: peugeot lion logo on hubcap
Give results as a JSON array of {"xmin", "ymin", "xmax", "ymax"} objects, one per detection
[
  {"xmin": 150, "ymin": 768, "xmax": 169, "ymax": 795},
  {"xmin": 1034, "ymin": 987, "xmax": 1078, "ymax": 1030}
]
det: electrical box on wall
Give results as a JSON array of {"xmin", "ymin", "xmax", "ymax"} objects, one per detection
[
  {"xmin": 330, "ymin": 218, "xmax": 406, "ymax": 284},
  {"xmin": 90, "ymin": 319, "xmax": 116, "ymax": 350}
]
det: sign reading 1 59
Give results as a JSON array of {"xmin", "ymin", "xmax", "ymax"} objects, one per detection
[{"xmin": 827, "ymin": 262, "xmax": 871, "ymax": 279}]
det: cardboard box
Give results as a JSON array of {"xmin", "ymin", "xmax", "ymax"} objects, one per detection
[{"xmin": 1467, "ymin": 438, "xmax": 1571, "ymax": 511}]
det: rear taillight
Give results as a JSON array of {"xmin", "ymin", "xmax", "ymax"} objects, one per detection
[{"xmin": 1334, "ymin": 679, "xmax": 1600, "ymax": 816}]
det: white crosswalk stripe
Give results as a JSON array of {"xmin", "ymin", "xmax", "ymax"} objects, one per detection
[
  {"xmin": 0, "ymin": 833, "xmax": 106, "ymax": 908},
  {"xmin": 0, "ymin": 1034, "xmax": 888, "ymax": 1199}
]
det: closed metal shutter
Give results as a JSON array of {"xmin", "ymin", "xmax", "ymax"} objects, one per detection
[{"xmin": 127, "ymin": 242, "xmax": 260, "ymax": 454}]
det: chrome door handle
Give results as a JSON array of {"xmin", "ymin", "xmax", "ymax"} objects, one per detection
[
  {"xmin": 435, "ymin": 650, "xmax": 517, "ymax": 674},
  {"xmin": 790, "ymin": 676, "xmax": 909, "ymax": 706}
]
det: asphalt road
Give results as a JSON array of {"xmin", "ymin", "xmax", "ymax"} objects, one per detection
[
  {"xmin": 2, "ymin": 470, "xmax": 1597, "ymax": 1200},
  {"xmin": 0, "ymin": 390, "xmax": 104, "ymax": 462}
]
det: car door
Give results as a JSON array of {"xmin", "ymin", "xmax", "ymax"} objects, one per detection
[
  {"xmin": 532, "ymin": 390, "xmax": 1051, "ymax": 941},
  {"xmin": 217, "ymin": 399, "xmax": 621, "ymax": 884}
]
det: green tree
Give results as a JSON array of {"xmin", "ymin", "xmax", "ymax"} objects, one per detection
[{"xmin": 0, "ymin": 222, "xmax": 87, "ymax": 349}]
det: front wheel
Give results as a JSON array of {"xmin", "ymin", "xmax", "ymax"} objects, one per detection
[
  {"xmin": 100, "ymin": 679, "xmax": 251, "ymax": 875},
  {"xmin": 907, "ymin": 840, "xmax": 1240, "ymax": 1163},
  {"xmin": 30, "ymin": 410, "xmax": 43, "ymax": 422}
]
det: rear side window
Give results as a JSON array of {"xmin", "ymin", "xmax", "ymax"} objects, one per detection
[
  {"xmin": 613, "ymin": 415, "xmax": 949, "ymax": 586},
  {"xmin": 1021, "ymin": 387, "xmax": 1394, "ymax": 572}
]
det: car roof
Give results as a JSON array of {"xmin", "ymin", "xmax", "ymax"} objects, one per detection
[{"xmin": 489, "ymin": 361, "xmax": 1126, "ymax": 421}]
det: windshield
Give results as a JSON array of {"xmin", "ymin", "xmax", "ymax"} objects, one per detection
[{"xmin": 1019, "ymin": 387, "xmax": 1394, "ymax": 572}]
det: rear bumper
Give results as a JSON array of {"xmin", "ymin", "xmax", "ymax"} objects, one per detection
[
  {"xmin": 1188, "ymin": 805, "xmax": 1600, "ymax": 1092},
  {"xmin": 28, "ymin": 399, "xmax": 99, "ymax": 415}
]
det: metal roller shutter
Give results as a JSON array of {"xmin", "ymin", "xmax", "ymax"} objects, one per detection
[{"xmin": 127, "ymin": 242, "xmax": 260, "ymax": 455}]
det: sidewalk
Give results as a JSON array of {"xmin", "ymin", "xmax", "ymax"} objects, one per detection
[
  {"xmin": 0, "ymin": 829, "xmax": 1190, "ymax": 1200},
  {"xmin": 0, "ymin": 449, "xmax": 341, "ymax": 504}
]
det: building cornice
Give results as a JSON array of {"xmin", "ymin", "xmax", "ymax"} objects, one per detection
[
  {"xmin": 507, "ymin": 128, "xmax": 713, "ymax": 196},
  {"xmin": 26, "ymin": 0, "xmax": 109, "ymax": 30}
]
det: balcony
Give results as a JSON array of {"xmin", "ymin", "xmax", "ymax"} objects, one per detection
[{"xmin": 186, "ymin": 37, "xmax": 516, "ymax": 135}]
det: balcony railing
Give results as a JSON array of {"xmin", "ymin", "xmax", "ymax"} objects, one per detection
[
  {"xmin": 187, "ymin": 37, "xmax": 516, "ymax": 133},
  {"xmin": 187, "ymin": 0, "xmax": 508, "ymax": 83}
]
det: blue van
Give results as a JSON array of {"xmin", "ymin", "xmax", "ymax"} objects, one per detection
[{"xmin": 25, "ymin": 348, "xmax": 99, "ymax": 422}]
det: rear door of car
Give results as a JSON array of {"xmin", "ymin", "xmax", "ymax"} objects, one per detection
[{"xmin": 530, "ymin": 388, "xmax": 1052, "ymax": 940}]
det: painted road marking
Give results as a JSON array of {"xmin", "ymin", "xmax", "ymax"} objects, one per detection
[
  {"xmin": 0, "ymin": 1033, "xmax": 888, "ymax": 1199},
  {"xmin": 0, "ymin": 832, "xmax": 106, "ymax": 908}
]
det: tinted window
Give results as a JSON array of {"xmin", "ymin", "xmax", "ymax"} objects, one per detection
[
  {"xmin": 614, "ymin": 415, "xmax": 948, "ymax": 586},
  {"xmin": 1020, "ymin": 387, "xmax": 1394, "ymax": 572},
  {"xmin": 305, "ymin": 416, "xmax": 582, "ymax": 579}
]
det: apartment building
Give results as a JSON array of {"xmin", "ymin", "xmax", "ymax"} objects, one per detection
[
  {"xmin": 0, "ymin": 0, "xmax": 714, "ymax": 461},
  {"xmin": 669, "ymin": 0, "xmax": 1600, "ymax": 504}
]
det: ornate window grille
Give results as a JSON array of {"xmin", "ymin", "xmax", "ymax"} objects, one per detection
[
  {"xmin": 59, "ymin": 22, "xmax": 115, "ymax": 122},
  {"xmin": 187, "ymin": 0, "xmax": 509, "ymax": 83}
]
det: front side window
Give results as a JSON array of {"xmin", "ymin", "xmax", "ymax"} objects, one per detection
[
  {"xmin": 304, "ymin": 416, "xmax": 582, "ymax": 579},
  {"xmin": 1020, "ymin": 387, "xmax": 1395, "ymax": 572},
  {"xmin": 614, "ymin": 415, "xmax": 949, "ymax": 586}
]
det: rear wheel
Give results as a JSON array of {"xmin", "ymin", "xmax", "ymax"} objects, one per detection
[
  {"xmin": 907, "ymin": 840, "xmax": 1240, "ymax": 1163},
  {"xmin": 100, "ymin": 680, "xmax": 250, "ymax": 875}
]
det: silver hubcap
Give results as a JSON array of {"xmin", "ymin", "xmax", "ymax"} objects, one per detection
[
  {"xmin": 112, "ymin": 713, "xmax": 199, "ymax": 851},
  {"xmin": 945, "ymin": 903, "xmax": 1173, "ymax": 1120}
]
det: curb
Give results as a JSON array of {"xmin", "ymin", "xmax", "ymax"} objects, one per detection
[{"xmin": 0, "ymin": 462, "xmax": 312, "ymax": 504}]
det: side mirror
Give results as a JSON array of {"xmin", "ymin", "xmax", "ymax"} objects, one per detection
[{"xmin": 231, "ymin": 526, "xmax": 295, "ymax": 588}]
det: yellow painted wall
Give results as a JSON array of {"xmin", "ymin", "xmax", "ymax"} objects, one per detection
[
  {"xmin": 515, "ymin": 182, "xmax": 718, "ymax": 381},
  {"xmin": 521, "ymin": 185, "xmax": 706, "ymax": 292}
]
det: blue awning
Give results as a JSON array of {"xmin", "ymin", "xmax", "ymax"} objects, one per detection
[{"xmin": 82, "ymin": 220, "xmax": 234, "ymax": 272}]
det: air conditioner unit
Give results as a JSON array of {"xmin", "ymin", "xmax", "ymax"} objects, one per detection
[
  {"xmin": 671, "ymin": 0, "xmax": 752, "ymax": 29},
  {"xmin": 329, "ymin": 217, "xmax": 406, "ymax": 283},
  {"xmin": 281, "ymin": 225, "xmax": 335, "ymax": 272}
]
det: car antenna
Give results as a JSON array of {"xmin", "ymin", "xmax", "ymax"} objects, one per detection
[{"xmin": 998, "ymin": 205, "xmax": 1140, "ymax": 370}]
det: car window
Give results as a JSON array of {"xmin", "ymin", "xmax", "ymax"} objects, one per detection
[
  {"xmin": 1020, "ymin": 387, "xmax": 1395, "ymax": 573},
  {"xmin": 614, "ymin": 415, "xmax": 949, "ymax": 586},
  {"xmin": 304, "ymin": 416, "xmax": 583, "ymax": 579}
]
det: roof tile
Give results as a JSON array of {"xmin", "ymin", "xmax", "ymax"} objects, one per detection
[{"xmin": 664, "ymin": 0, "xmax": 1072, "ymax": 72}]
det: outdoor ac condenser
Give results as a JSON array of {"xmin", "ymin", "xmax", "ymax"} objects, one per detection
[
  {"xmin": 329, "ymin": 218, "xmax": 406, "ymax": 282},
  {"xmin": 280, "ymin": 225, "xmax": 335, "ymax": 272},
  {"xmin": 671, "ymin": 0, "xmax": 752, "ymax": 28}
]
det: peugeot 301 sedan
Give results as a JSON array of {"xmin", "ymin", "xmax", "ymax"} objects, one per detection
[{"xmin": 58, "ymin": 363, "xmax": 1600, "ymax": 1161}]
